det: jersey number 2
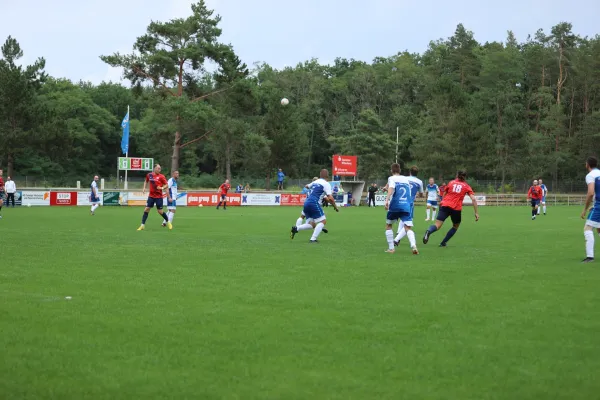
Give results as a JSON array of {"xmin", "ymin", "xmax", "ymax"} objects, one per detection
[{"xmin": 452, "ymin": 184, "xmax": 463, "ymax": 193}]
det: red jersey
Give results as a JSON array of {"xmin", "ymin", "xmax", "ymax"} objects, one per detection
[
  {"xmin": 0, "ymin": 176, "xmax": 4, "ymax": 191},
  {"xmin": 438, "ymin": 185, "xmax": 446, "ymax": 198},
  {"xmin": 528, "ymin": 186, "xmax": 543, "ymax": 200},
  {"xmin": 146, "ymin": 173, "xmax": 167, "ymax": 198},
  {"xmin": 219, "ymin": 183, "xmax": 231, "ymax": 195},
  {"xmin": 441, "ymin": 180, "xmax": 474, "ymax": 211}
]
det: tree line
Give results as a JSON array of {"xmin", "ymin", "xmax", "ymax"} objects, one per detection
[{"xmin": 1, "ymin": 0, "xmax": 599, "ymax": 189}]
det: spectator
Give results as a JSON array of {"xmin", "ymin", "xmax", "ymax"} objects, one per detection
[
  {"xmin": 244, "ymin": 183, "xmax": 250, "ymax": 193},
  {"xmin": 368, "ymin": 183, "xmax": 378, "ymax": 207},
  {"xmin": 236, "ymin": 184, "xmax": 243, "ymax": 193},
  {"xmin": 5, "ymin": 176, "xmax": 16, "ymax": 207},
  {"xmin": 277, "ymin": 168, "xmax": 285, "ymax": 190}
]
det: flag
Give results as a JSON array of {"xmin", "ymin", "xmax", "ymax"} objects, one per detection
[{"xmin": 121, "ymin": 111, "xmax": 130, "ymax": 155}]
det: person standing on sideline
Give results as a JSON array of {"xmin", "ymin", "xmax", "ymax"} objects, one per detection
[
  {"xmin": 137, "ymin": 164, "xmax": 170, "ymax": 231},
  {"xmin": 0, "ymin": 169, "xmax": 5, "ymax": 218},
  {"xmin": 5, "ymin": 176, "xmax": 16, "ymax": 207},
  {"xmin": 162, "ymin": 170, "xmax": 179, "ymax": 230},
  {"xmin": 90, "ymin": 175, "xmax": 101, "ymax": 215},
  {"xmin": 235, "ymin": 183, "xmax": 243, "ymax": 193},
  {"xmin": 277, "ymin": 169, "xmax": 285, "ymax": 190},
  {"xmin": 581, "ymin": 157, "xmax": 600, "ymax": 263},
  {"xmin": 216, "ymin": 179, "xmax": 231, "ymax": 210},
  {"xmin": 368, "ymin": 183, "xmax": 377, "ymax": 207},
  {"xmin": 538, "ymin": 178, "xmax": 548, "ymax": 216}
]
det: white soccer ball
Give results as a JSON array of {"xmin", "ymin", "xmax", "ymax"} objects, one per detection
[
  {"xmin": 281, "ymin": 98, "xmax": 289, "ymax": 106},
  {"xmin": 198, "ymin": 204, "xmax": 203, "ymax": 207},
  {"xmin": 27, "ymin": 203, "xmax": 31, "ymax": 207}
]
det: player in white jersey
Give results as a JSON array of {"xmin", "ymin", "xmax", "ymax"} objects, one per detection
[
  {"xmin": 90, "ymin": 175, "xmax": 100, "ymax": 215},
  {"xmin": 162, "ymin": 170, "xmax": 179, "ymax": 230},
  {"xmin": 538, "ymin": 178, "xmax": 548, "ymax": 215},
  {"xmin": 294, "ymin": 177, "xmax": 327, "ymax": 234},
  {"xmin": 385, "ymin": 163, "xmax": 418, "ymax": 254},
  {"xmin": 425, "ymin": 177, "xmax": 440, "ymax": 221},
  {"xmin": 581, "ymin": 157, "xmax": 600, "ymax": 263},
  {"xmin": 394, "ymin": 166, "xmax": 423, "ymax": 245},
  {"xmin": 290, "ymin": 169, "xmax": 338, "ymax": 242}
]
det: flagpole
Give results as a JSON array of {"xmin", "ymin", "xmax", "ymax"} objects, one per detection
[{"xmin": 124, "ymin": 105, "xmax": 129, "ymax": 190}]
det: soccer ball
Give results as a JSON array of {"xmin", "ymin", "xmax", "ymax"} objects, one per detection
[
  {"xmin": 198, "ymin": 204, "xmax": 203, "ymax": 207},
  {"xmin": 27, "ymin": 203, "xmax": 31, "ymax": 207},
  {"xmin": 281, "ymin": 98, "xmax": 289, "ymax": 106}
]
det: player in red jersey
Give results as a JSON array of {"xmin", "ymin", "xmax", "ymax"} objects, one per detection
[
  {"xmin": 423, "ymin": 170, "xmax": 479, "ymax": 247},
  {"xmin": 438, "ymin": 181, "xmax": 447, "ymax": 202},
  {"xmin": 527, "ymin": 179, "xmax": 543, "ymax": 220},
  {"xmin": 137, "ymin": 164, "xmax": 170, "ymax": 231},
  {"xmin": 0, "ymin": 169, "xmax": 4, "ymax": 219},
  {"xmin": 216, "ymin": 179, "xmax": 231, "ymax": 210}
]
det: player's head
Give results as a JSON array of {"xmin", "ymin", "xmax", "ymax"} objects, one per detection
[
  {"xmin": 442, "ymin": 181, "xmax": 446, "ymax": 186},
  {"xmin": 428, "ymin": 177, "xmax": 434, "ymax": 185},
  {"xmin": 586, "ymin": 156, "xmax": 598, "ymax": 171},
  {"xmin": 154, "ymin": 164, "xmax": 161, "ymax": 173},
  {"xmin": 533, "ymin": 179, "xmax": 538, "ymax": 186},
  {"xmin": 172, "ymin": 170, "xmax": 179, "ymax": 179},
  {"xmin": 409, "ymin": 166, "xmax": 419, "ymax": 177},
  {"xmin": 225, "ymin": 179, "xmax": 230, "ymax": 184},
  {"xmin": 94, "ymin": 175, "xmax": 99, "ymax": 181},
  {"xmin": 312, "ymin": 177, "xmax": 318, "ymax": 182},
  {"xmin": 319, "ymin": 169, "xmax": 329, "ymax": 179},
  {"xmin": 0, "ymin": 169, "xmax": 3, "ymax": 176},
  {"xmin": 456, "ymin": 170, "xmax": 467, "ymax": 181},
  {"xmin": 390, "ymin": 163, "xmax": 401, "ymax": 175},
  {"xmin": 538, "ymin": 178, "xmax": 543, "ymax": 184}
]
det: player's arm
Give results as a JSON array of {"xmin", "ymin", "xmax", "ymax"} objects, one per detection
[
  {"xmin": 325, "ymin": 194, "xmax": 339, "ymax": 212},
  {"xmin": 385, "ymin": 182, "xmax": 395, "ymax": 210},
  {"xmin": 142, "ymin": 175, "xmax": 148, "ymax": 194},
  {"xmin": 167, "ymin": 179, "xmax": 173, "ymax": 202},
  {"xmin": 581, "ymin": 181, "xmax": 595, "ymax": 219},
  {"xmin": 468, "ymin": 193, "xmax": 479, "ymax": 221},
  {"xmin": 526, "ymin": 188, "xmax": 531, "ymax": 199}
]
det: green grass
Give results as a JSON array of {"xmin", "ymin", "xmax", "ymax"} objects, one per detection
[{"xmin": 1, "ymin": 205, "xmax": 599, "ymax": 399}]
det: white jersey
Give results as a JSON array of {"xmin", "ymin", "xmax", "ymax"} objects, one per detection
[
  {"xmin": 90, "ymin": 181, "xmax": 98, "ymax": 197},
  {"xmin": 426, "ymin": 184, "xmax": 439, "ymax": 201},
  {"xmin": 407, "ymin": 176, "xmax": 423, "ymax": 201},
  {"xmin": 305, "ymin": 178, "xmax": 332, "ymax": 206},
  {"xmin": 586, "ymin": 168, "xmax": 600, "ymax": 207},
  {"xmin": 168, "ymin": 178, "xmax": 178, "ymax": 199}
]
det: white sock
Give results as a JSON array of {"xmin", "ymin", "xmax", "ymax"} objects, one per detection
[
  {"xmin": 298, "ymin": 223, "xmax": 313, "ymax": 231},
  {"xmin": 385, "ymin": 230, "xmax": 394, "ymax": 250},
  {"xmin": 432, "ymin": 209, "xmax": 437, "ymax": 220},
  {"xmin": 394, "ymin": 228, "xmax": 407, "ymax": 243},
  {"xmin": 296, "ymin": 217, "xmax": 303, "ymax": 227},
  {"xmin": 168, "ymin": 212, "xmax": 174, "ymax": 223},
  {"xmin": 426, "ymin": 209, "xmax": 431, "ymax": 219},
  {"xmin": 91, "ymin": 204, "xmax": 98, "ymax": 212},
  {"xmin": 585, "ymin": 230, "xmax": 595, "ymax": 258},
  {"xmin": 90, "ymin": 205, "xmax": 94, "ymax": 213},
  {"xmin": 537, "ymin": 207, "xmax": 541, "ymax": 215},
  {"xmin": 543, "ymin": 205, "xmax": 546, "ymax": 213},
  {"xmin": 311, "ymin": 223, "xmax": 325, "ymax": 241},
  {"xmin": 406, "ymin": 230, "xmax": 416, "ymax": 248}
]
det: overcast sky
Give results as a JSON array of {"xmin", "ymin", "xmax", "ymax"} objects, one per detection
[{"xmin": 1, "ymin": 0, "xmax": 598, "ymax": 84}]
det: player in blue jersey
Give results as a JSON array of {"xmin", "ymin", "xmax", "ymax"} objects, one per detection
[
  {"xmin": 90, "ymin": 175, "xmax": 100, "ymax": 215},
  {"xmin": 394, "ymin": 166, "xmax": 423, "ymax": 247},
  {"xmin": 424, "ymin": 177, "xmax": 440, "ymax": 221},
  {"xmin": 290, "ymin": 169, "xmax": 338, "ymax": 243},
  {"xmin": 162, "ymin": 170, "xmax": 179, "ymax": 230},
  {"xmin": 538, "ymin": 178, "xmax": 548, "ymax": 216},
  {"xmin": 293, "ymin": 177, "xmax": 329, "ymax": 234},
  {"xmin": 581, "ymin": 157, "xmax": 600, "ymax": 263},
  {"xmin": 386, "ymin": 163, "xmax": 418, "ymax": 254}
]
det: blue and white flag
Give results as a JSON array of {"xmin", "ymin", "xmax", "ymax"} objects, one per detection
[{"xmin": 121, "ymin": 111, "xmax": 130, "ymax": 155}]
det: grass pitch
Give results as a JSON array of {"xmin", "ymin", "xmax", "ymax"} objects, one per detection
[{"xmin": 1, "ymin": 205, "xmax": 599, "ymax": 399}]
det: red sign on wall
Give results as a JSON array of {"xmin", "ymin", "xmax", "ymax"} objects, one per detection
[
  {"xmin": 130, "ymin": 158, "xmax": 142, "ymax": 170},
  {"xmin": 50, "ymin": 191, "xmax": 78, "ymax": 206},
  {"xmin": 187, "ymin": 192, "xmax": 241, "ymax": 207},
  {"xmin": 281, "ymin": 194, "xmax": 307, "ymax": 206},
  {"xmin": 332, "ymin": 155, "xmax": 357, "ymax": 176}
]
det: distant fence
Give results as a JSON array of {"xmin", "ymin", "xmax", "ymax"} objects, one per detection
[{"xmin": 369, "ymin": 193, "xmax": 587, "ymax": 207}]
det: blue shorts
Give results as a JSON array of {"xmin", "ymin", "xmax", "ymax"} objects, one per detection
[
  {"xmin": 167, "ymin": 199, "xmax": 176, "ymax": 208},
  {"xmin": 541, "ymin": 196, "xmax": 546, "ymax": 203},
  {"xmin": 386, "ymin": 210, "xmax": 413, "ymax": 226},
  {"xmin": 437, "ymin": 206, "xmax": 462, "ymax": 224},
  {"xmin": 531, "ymin": 199, "xmax": 540, "ymax": 207},
  {"xmin": 427, "ymin": 200, "xmax": 438, "ymax": 207},
  {"xmin": 146, "ymin": 197, "xmax": 164, "ymax": 209},
  {"xmin": 303, "ymin": 202, "xmax": 325, "ymax": 223},
  {"xmin": 587, "ymin": 207, "xmax": 600, "ymax": 228}
]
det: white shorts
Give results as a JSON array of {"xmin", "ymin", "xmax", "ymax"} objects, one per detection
[{"xmin": 167, "ymin": 206, "xmax": 176, "ymax": 211}]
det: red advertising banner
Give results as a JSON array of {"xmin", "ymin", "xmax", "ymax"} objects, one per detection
[
  {"xmin": 280, "ymin": 194, "xmax": 307, "ymax": 206},
  {"xmin": 50, "ymin": 191, "xmax": 78, "ymax": 206},
  {"xmin": 187, "ymin": 192, "xmax": 241, "ymax": 207},
  {"xmin": 130, "ymin": 158, "xmax": 142, "ymax": 170},
  {"xmin": 332, "ymin": 155, "xmax": 357, "ymax": 176}
]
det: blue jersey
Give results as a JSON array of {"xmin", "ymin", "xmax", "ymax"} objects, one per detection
[
  {"xmin": 90, "ymin": 181, "xmax": 99, "ymax": 201},
  {"xmin": 539, "ymin": 184, "xmax": 547, "ymax": 196},
  {"xmin": 426, "ymin": 184, "xmax": 439, "ymax": 201},
  {"xmin": 168, "ymin": 177, "xmax": 178, "ymax": 199},
  {"xmin": 586, "ymin": 169, "xmax": 600, "ymax": 208},
  {"xmin": 387, "ymin": 175, "xmax": 412, "ymax": 213},
  {"xmin": 305, "ymin": 178, "xmax": 332, "ymax": 206},
  {"xmin": 407, "ymin": 176, "xmax": 423, "ymax": 202}
]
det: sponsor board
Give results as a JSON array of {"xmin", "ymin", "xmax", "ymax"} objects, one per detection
[
  {"xmin": 463, "ymin": 195, "xmax": 486, "ymax": 206},
  {"xmin": 3, "ymin": 191, "xmax": 23, "ymax": 206},
  {"xmin": 127, "ymin": 192, "xmax": 149, "ymax": 206},
  {"xmin": 241, "ymin": 193, "xmax": 280, "ymax": 206},
  {"xmin": 173, "ymin": 192, "xmax": 187, "ymax": 207},
  {"xmin": 50, "ymin": 191, "xmax": 78, "ymax": 206},
  {"xmin": 21, "ymin": 191, "xmax": 50, "ymax": 206},
  {"xmin": 375, "ymin": 193, "xmax": 387, "ymax": 206},
  {"xmin": 103, "ymin": 192, "xmax": 121, "ymax": 206},
  {"xmin": 280, "ymin": 194, "xmax": 307, "ymax": 206},
  {"xmin": 77, "ymin": 191, "xmax": 103, "ymax": 206},
  {"xmin": 187, "ymin": 192, "xmax": 241, "ymax": 207},
  {"xmin": 332, "ymin": 154, "xmax": 357, "ymax": 176}
]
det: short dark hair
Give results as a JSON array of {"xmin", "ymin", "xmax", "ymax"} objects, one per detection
[
  {"xmin": 410, "ymin": 166, "xmax": 419, "ymax": 176},
  {"xmin": 457, "ymin": 170, "xmax": 467, "ymax": 181},
  {"xmin": 587, "ymin": 157, "xmax": 598, "ymax": 169},
  {"xmin": 391, "ymin": 163, "xmax": 401, "ymax": 174}
]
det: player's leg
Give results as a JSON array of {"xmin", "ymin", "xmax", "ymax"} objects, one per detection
[
  {"xmin": 431, "ymin": 204, "xmax": 437, "ymax": 221},
  {"xmin": 394, "ymin": 220, "xmax": 407, "ymax": 245},
  {"xmin": 291, "ymin": 206, "xmax": 314, "ymax": 239},
  {"xmin": 426, "ymin": 203, "xmax": 431, "ymax": 221},
  {"xmin": 440, "ymin": 211, "xmax": 461, "ymax": 247},
  {"xmin": 310, "ymin": 209, "xmax": 327, "ymax": 242},
  {"xmin": 296, "ymin": 212, "xmax": 304, "ymax": 227},
  {"xmin": 385, "ymin": 213, "xmax": 398, "ymax": 252},
  {"xmin": 139, "ymin": 199, "xmax": 153, "ymax": 230},
  {"xmin": 542, "ymin": 199, "xmax": 547, "ymax": 215},
  {"xmin": 156, "ymin": 198, "xmax": 170, "ymax": 226},
  {"xmin": 583, "ymin": 224, "xmax": 595, "ymax": 262},
  {"xmin": 537, "ymin": 200, "xmax": 541, "ymax": 215},
  {"xmin": 423, "ymin": 207, "xmax": 448, "ymax": 244},
  {"xmin": 401, "ymin": 215, "xmax": 418, "ymax": 254}
]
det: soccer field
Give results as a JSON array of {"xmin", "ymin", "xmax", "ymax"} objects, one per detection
[{"xmin": 1, "ymin": 206, "xmax": 599, "ymax": 399}]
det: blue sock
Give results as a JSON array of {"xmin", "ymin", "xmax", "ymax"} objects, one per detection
[
  {"xmin": 427, "ymin": 225, "xmax": 438, "ymax": 234},
  {"xmin": 142, "ymin": 211, "xmax": 149, "ymax": 224},
  {"xmin": 442, "ymin": 227, "xmax": 457, "ymax": 244}
]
